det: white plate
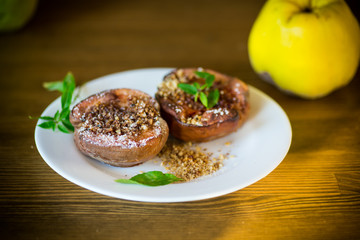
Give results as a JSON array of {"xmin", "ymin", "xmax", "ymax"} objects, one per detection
[{"xmin": 35, "ymin": 68, "xmax": 292, "ymax": 202}]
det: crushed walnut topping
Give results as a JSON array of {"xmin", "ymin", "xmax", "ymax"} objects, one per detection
[
  {"xmin": 156, "ymin": 75, "xmax": 186, "ymax": 101},
  {"xmin": 81, "ymin": 96, "xmax": 159, "ymax": 136},
  {"xmin": 158, "ymin": 138, "xmax": 225, "ymax": 181}
]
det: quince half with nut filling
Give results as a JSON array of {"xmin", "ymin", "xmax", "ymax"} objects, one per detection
[{"xmin": 248, "ymin": 0, "xmax": 360, "ymax": 99}]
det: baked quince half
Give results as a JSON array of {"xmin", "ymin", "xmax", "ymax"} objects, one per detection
[
  {"xmin": 156, "ymin": 68, "xmax": 250, "ymax": 142},
  {"xmin": 70, "ymin": 88, "xmax": 169, "ymax": 167}
]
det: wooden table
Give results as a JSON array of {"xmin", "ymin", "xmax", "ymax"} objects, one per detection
[{"xmin": 1, "ymin": 0, "xmax": 359, "ymax": 239}]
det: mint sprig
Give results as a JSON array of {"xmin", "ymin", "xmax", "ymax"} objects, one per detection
[
  {"xmin": 115, "ymin": 171, "xmax": 183, "ymax": 186},
  {"xmin": 178, "ymin": 71, "xmax": 220, "ymax": 109},
  {"xmin": 34, "ymin": 72, "xmax": 76, "ymax": 133}
]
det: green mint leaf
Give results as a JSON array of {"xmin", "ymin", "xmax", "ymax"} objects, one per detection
[
  {"xmin": 43, "ymin": 81, "xmax": 64, "ymax": 92},
  {"xmin": 205, "ymin": 74, "xmax": 215, "ymax": 88},
  {"xmin": 195, "ymin": 71, "xmax": 215, "ymax": 87},
  {"xmin": 39, "ymin": 116, "xmax": 54, "ymax": 120},
  {"xmin": 29, "ymin": 115, "xmax": 54, "ymax": 120},
  {"xmin": 194, "ymin": 92, "xmax": 199, "ymax": 102},
  {"xmin": 35, "ymin": 72, "xmax": 76, "ymax": 134},
  {"xmin": 61, "ymin": 89, "xmax": 70, "ymax": 109},
  {"xmin": 54, "ymin": 110, "xmax": 60, "ymax": 121},
  {"xmin": 178, "ymin": 83, "xmax": 197, "ymax": 95},
  {"xmin": 199, "ymin": 92, "xmax": 208, "ymax": 108},
  {"xmin": 193, "ymin": 82, "xmax": 201, "ymax": 89},
  {"xmin": 61, "ymin": 118, "xmax": 74, "ymax": 132},
  {"xmin": 115, "ymin": 171, "xmax": 183, "ymax": 186},
  {"xmin": 208, "ymin": 89, "xmax": 220, "ymax": 109},
  {"xmin": 114, "ymin": 179, "xmax": 143, "ymax": 185},
  {"xmin": 195, "ymin": 71, "xmax": 211, "ymax": 79},
  {"xmin": 38, "ymin": 121, "xmax": 56, "ymax": 130},
  {"xmin": 130, "ymin": 171, "xmax": 182, "ymax": 186},
  {"xmin": 200, "ymin": 84, "xmax": 207, "ymax": 90},
  {"xmin": 60, "ymin": 107, "xmax": 74, "ymax": 132},
  {"xmin": 60, "ymin": 107, "xmax": 70, "ymax": 120},
  {"xmin": 63, "ymin": 72, "xmax": 76, "ymax": 90},
  {"xmin": 57, "ymin": 124, "xmax": 71, "ymax": 133},
  {"xmin": 61, "ymin": 72, "xmax": 76, "ymax": 109}
]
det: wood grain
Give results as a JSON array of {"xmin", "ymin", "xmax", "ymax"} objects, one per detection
[{"xmin": 1, "ymin": 0, "xmax": 360, "ymax": 239}]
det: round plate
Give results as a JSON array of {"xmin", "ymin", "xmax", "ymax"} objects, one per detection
[{"xmin": 35, "ymin": 68, "xmax": 292, "ymax": 202}]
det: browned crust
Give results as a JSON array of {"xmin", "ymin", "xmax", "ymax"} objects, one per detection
[
  {"xmin": 73, "ymin": 118, "xmax": 169, "ymax": 167},
  {"xmin": 156, "ymin": 68, "xmax": 250, "ymax": 142},
  {"xmin": 160, "ymin": 108, "xmax": 245, "ymax": 142},
  {"xmin": 70, "ymin": 88, "xmax": 169, "ymax": 167}
]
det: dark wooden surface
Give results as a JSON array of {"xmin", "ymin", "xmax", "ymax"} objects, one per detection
[{"xmin": 1, "ymin": 0, "xmax": 359, "ymax": 239}]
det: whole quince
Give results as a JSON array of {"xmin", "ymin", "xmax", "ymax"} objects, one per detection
[
  {"xmin": 248, "ymin": 0, "xmax": 360, "ymax": 99},
  {"xmin": 0, "ymin": 0, "xmax": 38, "ymax": 32}
]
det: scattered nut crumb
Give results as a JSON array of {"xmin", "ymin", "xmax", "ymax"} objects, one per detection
[
  {"xmin": 158, "ymin": 138, "xmax": 226, "ymax": 181},
  {"xmin": 81, "ymin": 96, "xmax": 159, "ymax": 136}
]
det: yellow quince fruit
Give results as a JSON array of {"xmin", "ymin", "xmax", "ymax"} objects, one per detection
[
  {"xmin": 248, "ymin": 0, "xmax": 360, "ymax": 99},
  {"xmin": 0, "ymin": 0, "xmax": 38, "ymax": 32}
]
